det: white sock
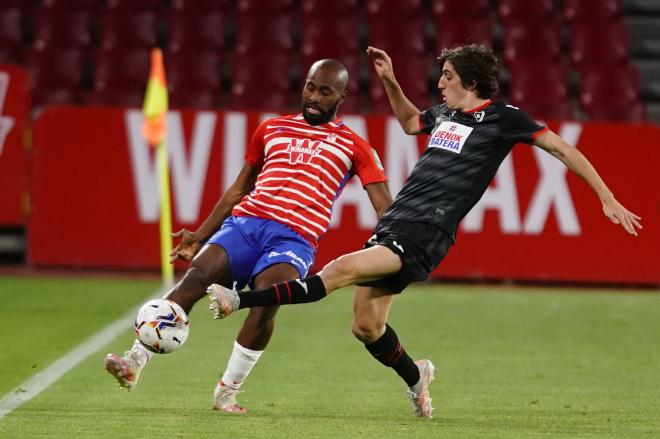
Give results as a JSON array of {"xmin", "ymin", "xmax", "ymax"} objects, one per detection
[
  {"xmin": 220, "ymin": 341, "xmax": 264, "ymax": 390},
  {"xmin": 131, "ymin": 339, "xmax": 154, "ymax": 369}
]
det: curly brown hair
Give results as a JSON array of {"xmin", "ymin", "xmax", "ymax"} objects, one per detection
[{"xmin": 438, "ymin": 44, "xmax": 499, "ymax": 99}]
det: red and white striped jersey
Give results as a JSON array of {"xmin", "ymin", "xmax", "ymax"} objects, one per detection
[{"xmin": 232, "ymin": 114, "xmax": 387, "ymax": 247}]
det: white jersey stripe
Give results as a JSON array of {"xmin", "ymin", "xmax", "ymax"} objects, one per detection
[
  {"xmin": 257, "ymin": 185, "xmax": 332, "ymax": 214},
  {"xmin": 263, "ymin": 159, "xmax": 344, "ymax": 193},
  {"xmin": 282, "ymin": 118, "xmax": 353, "ymax": 137},
  {"xmin": 245, "ymin": 196, "xmax": 327, "ymax": 233},
  {"xmin": 265, "ymin": 153, "xmax": 342, "ymax": 186},
  {"xmin": 257, "ymin": 191, "xmax": 331, "ymax": 223},
  {"xmin": 235, "ymin": 202, "xmax": 321, "ymax": 238},
  {"xmin": 267, "ymin": 124, "xmax": 353, "ymax": 145},
  {"xmin": 258, "ymin": 163, "xmax": 339, "ymax": 195},
  {"xmin": 257, "ymin": 174, "xmax": 335, "ymax": 202}
]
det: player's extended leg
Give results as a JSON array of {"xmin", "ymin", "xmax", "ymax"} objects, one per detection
[
  {"xmin": 208, "ymin": 245, "xmax": 402, "ymax": 317},
  {"xmin": 104, "ymin": 244, "xmax": 232, "ymax": 391},
  {"xmin": 212, "ymin": 263, "xmax": 298, "ymax": 414},
  {"xmin": 352, "ymin": 286, "xmax": 436, "ymax": 418},
  {"xmin": 165, "ymin": 244, "xmax": 233, "ymax": 312}
]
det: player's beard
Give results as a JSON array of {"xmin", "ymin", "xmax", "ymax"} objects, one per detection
[{"xmin": 302, "ymin": 100, "xmax": 340, "ymax": 125}]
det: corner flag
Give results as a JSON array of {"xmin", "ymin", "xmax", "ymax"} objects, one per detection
[{"xmin": 142, "ymin": 48, "xmax": 174, "ymax": 286}]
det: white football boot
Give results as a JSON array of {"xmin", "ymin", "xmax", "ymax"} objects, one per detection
[
  {"xmin": 103, "ymin": 351, "xmax": 143, "ymax": 391},
  {"xmin": 212, "ymin": 382, "xmax": 247, "ymax": 414},
  {"xmin": 207, "ymin": 283, "xmax": 239, "ymax": 319},
  {"xmin": 407, "ymin": 359, "xmax": 436, "ymax": 418}
]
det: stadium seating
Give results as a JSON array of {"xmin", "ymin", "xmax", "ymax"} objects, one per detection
[
  {"xmin": 229, "ymin": 51, "xmax": 295, "ymax": 111},
  {"xmin": 0, "ymin": 0, "xmax": 648, "ymax": 121},
  {"xmin": 41, "ymin": 0, "xmax": 102, "ymax": 10},
  {"xmin": 105, "ymin": 0, "xmax": 162, "ymax": 10},
  {"xmin": 508, "ymin": 61, "xmax": 574, "ymax": 120},
  {"xmin": 432, "ymin": 0, "xmax": 493, "ymax": 49},
  {"xmin": 497, "ymin": 0, "xmax": 555, "ymax": 26},
  {"xmin": 301, "ymin": 15, "xmax": 361, "ymax": 58},
  {"xmin": 99, "ymin": 8, "xmax": 157, "ymax": 50},
  {"xmin": 431, "ymin": 0, "xmax": 489, "ymax": 20},
  {"xmin": 367, "ymin": 13, "xmax": 427, "ymax": 55},
  {"xmin": 33, "ymin": 8, "xmax": 92, "ymax": 50},
  {"xmin": 434, "ymin": 17, "xmax": 494, "ymax": 51},
  {"xmin": 167, "ymin": 10, "xmax": 226, "ymax": 53},
  {"xmin": 0, "ymin": 0, "xmax": 32, "ymax": 6},
  {"xmin": 237, "ymin": 0, "xmax": 294, "ymax": 14},
  {"xmin": 0, "ymin": 6, "xmax": 23, "ymax": 63},
  {"xmin": 563, "ymin": 0, "xmax": 622, "ymax": 23},
  {"xmin": 234, "ymin": 14, "xmax": 293, "ymax": 55},
  {"xmin": 26, "ymin": 47, "xmax": 84, "ymax": 107},
  {"xmin": 366, "ymin": 0, "xmax": 424, "ymax": 15},
  {"xmin": 502, "ymin": 21, "xmax": 562, "ymax": 65},
  {"xmin": 578, "ymin": 63, "xmax": 645, "ymax": 121},
  {"xmin": 369, "ymin": 52, "xmax": 431, "ymax": 114},
  {"xmin": 171, "ymin": 0, "xmax": 233, "ymax": 12},
  {"xmin": 166, "ymin": 49, "xmax": 222, "ymax": 109},
  {"xmin": 301, "ymin": 0, "xmax": 358, "ymax": 15},
  {"xmin": 90, "ymin": 48, "xmax": 150, "ymax": 107},
  {"xmin": 569, "ymin": 18, "xmax": 629, "ymax": 68}
]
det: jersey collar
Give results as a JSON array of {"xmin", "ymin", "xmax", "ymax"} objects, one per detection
[{"xmin": 463, "ymin": 100, "xmax": 492, "ymax": 113}]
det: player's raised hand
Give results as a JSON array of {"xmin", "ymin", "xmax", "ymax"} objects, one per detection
[
  {"xmin": 170, "ymin": 228, "xmax": 202, "ymax": 263},
  {"xmin": 367, "ymin": 46, "xmax": 395, "ymax": 82},
  {"xmin": 602, "ymin": 197, "xmax": 643, "ymax": 236}
]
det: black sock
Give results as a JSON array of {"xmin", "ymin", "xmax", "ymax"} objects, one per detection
[
  {"xmin": 365, "ymin": 324, "xmax": 420, "ymax": 387},
  {"xmin": 237, "ymin": 275, "xmax": 326, "ymax": 309}
]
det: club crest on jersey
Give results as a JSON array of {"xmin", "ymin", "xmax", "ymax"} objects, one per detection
[
  {"xmin": 288, "ymin": 138, "xmax": 321, "ymax": 164},
  {"xmin": 326, "ymin": 133, "xmax": 337, "ymax": 143},
  {"xmin": 474, "ymin": 111, "xmax": 485, "ymax": 122},
  {"xmin": 429, "ymin": 121, "xmax": 474, "ymax": 154}
]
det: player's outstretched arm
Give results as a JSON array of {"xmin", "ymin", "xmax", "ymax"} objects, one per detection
[
  {"xmin": 367, "ymin": 46, "xmax": 422, "ymax": 135},
  {"xmin": 170, "ymin": 164, "xmax": 260, "ymax": 262},
  {"xmin": 533, "ymin": 130, "xmax": 642, "ymax": 236}
]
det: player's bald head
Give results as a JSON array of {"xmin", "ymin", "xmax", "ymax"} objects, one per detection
[{"xmin": 306, "ymin": 59, "xmax": 349, "ymax": 94}]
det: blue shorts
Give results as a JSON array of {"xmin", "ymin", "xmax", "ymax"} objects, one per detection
[{"xmin": 207, "ymin": 216, "xmax": 316, "ymax": 290}]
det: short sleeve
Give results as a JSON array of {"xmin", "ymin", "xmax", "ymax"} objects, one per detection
[
  {"xmin": 244, "ymin": 119, "xmax": 270, "ymax": 168},
  {"xmin": 351, "ymin": 133, "xmax": 388, "ymax": 187},
  {"xmin": 419, "ymin": 108, "xmax": 437, "ymax": 134},
  {"xmin": 499, "ymin": 104, "xmax": 547, "ymax": 144}
]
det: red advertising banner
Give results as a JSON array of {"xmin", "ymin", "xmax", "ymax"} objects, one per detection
[
  {"xmin": 0, "ymin": 65, "xmax": 30, "ymax": 226},
  {"xmin": 29, "ymin": 107, "xmax": 660, "ymax": 285}
]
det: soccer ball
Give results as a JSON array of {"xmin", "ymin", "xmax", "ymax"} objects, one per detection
[{"xmin": 134, "ymin": 299, "xmax": 189, "ymax": 354}]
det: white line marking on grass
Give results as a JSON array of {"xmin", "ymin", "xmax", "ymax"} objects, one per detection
[{"xmin": 0, "ymin": 286, "xmax": 168, "ymax": 421}]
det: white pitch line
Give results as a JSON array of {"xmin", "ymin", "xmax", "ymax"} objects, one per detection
[{"xmin": 0, "ymin": 286, "xmax": 168, "ymax": 421}]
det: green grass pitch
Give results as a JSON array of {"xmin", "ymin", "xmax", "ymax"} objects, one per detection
[{"xmin": 0, "ymin": 276, "xmax": 659, "ymax": 438}]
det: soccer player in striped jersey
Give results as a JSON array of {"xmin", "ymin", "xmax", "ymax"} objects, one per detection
[
  {"xmin": 207, "ymin": 45, "xmax": 643, "ymax": 418},
  {"xmin": 103, "ymin": 59, "xmax": 393, "ymax": 413}
]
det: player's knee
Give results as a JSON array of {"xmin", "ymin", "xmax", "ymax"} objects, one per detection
[
  {"xmin": 186, "ymin": 263, "xmax": 214, "ymax": 288},
  {"xmin": 165, "ymin": 265, "xmax": 213, "ymax": 312},
  {"xmin": 351, "ymin": 319, "xmax": 380, "ymax": 343},
  {"xmin": 246, "ymin": 307, "xmax": 279, "ymax": 330},
  {"xmin": 324, "ymin": 255, "xmax": 358, "ymax": 285}
]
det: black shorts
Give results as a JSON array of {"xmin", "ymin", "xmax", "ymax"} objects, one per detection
[{"xmin": 357, "ymin": 219, "xmax": 453, "ymax": 294}]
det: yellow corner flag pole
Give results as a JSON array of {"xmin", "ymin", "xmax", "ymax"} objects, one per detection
[{"xmin": 142, "ymin": 48, "xmax": 174, "ymax": 287}]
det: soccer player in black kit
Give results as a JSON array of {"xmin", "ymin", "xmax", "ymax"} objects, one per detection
[{"xmin": 208, "ymin": 45, "xmax": 643, "ymax": 418}]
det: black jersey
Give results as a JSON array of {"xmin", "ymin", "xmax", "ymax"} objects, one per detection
[{"xmin": 381, "ymin": 100, "xmax": 547, "ymax": 239}]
